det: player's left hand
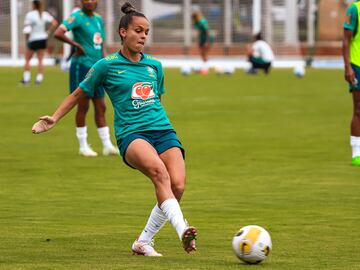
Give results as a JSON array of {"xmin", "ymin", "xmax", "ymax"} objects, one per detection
[{"xmin": 32, "ymin": 116, "xmax": 56, "ymax": 134}]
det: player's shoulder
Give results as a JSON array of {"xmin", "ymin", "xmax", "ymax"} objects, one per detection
[
  {"xmin": 104, "ymin": 52, "xmax": 120, "ymax": 62},
  {"xmin": 25, "ymin": 10, "xmax": 37, "ymax": 18},
  {"xmin": 94, "ymin": 12, "xmax": 102, "ymax": 19},
  {"xmin": 143, "ymin": 54, "xmax": 162, "ymax": 66}
]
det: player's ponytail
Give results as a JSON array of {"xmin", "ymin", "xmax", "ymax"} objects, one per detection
[
  {"xmin": 119, "ymin": 2, "xmax": 147, "ymax": 41},
  {"xmin": 33, "ymin": 0, "xmax": 43, "ymax": 19}
]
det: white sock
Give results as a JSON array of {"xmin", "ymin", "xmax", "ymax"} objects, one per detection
[
  {"xmin": 23, "ymin": 71, "xmax": 31, "ymax": 82},
  {"xmin": 160, "ymin": 198, "xmax": 187, "ymax": 240},
  {"xmin": 350, "ymin": 136, "xmax": 360, "ymax": 158},
  {"xmin": 76, "ymin": 126, "xmax": 88, "ymax": 149},
  {"xmin": 97, "ymin": 126, "xmax": 113, "ymax": 148},
  {"xmin": 36, "ymin": 73, "xmax": 43, "ymax": 82},
  {"xmin": 138, "ymin": 205, "xmax": 168, "ymax": 243}
]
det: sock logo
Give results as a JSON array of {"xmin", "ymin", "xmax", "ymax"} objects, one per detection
[{"xmin": 132, "ymin": 82, "xmax": 155, "ymax": 100}]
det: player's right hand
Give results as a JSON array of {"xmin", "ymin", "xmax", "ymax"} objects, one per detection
[
  {"xmin": 75, "ymin": 44, "xmax": 85, "ymax": 55},
  {"xmin": 345, "ymin": 67, "xmax": 355, "ymax": 84},
  {"xmin": 32, "ymin": 116, "xmax": 56, "ymax": 134}
]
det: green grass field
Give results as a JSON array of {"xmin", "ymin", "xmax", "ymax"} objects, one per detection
[{"xmin": 0, "ymin": 67, "xmax": 359, "ymax": 270}]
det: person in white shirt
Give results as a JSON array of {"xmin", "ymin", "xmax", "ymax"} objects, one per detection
[
  {"xmin": 246, "ymin": 33, "xmax": 275, "ymax": 75},
  {"xmin": 22, "ymin": 0, "xmax": 58, "ymax": 85}
]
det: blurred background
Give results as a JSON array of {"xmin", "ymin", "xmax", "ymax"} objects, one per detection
[{"xmin": 0, "ymin": 0, "xmax": 352, "ymax": 67}]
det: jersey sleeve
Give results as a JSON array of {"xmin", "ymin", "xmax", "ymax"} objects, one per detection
[
  {"xmin": 43, "ymin": 11, "xmax": 54, "ymax": 23},
  {"xmin": 344, "ymin": 4, "xmax": 358, "ymax": 31},
  {"xmin": 156, "ymin": 62, "xmax": 165, "ymax": 95},
  {"xmin": 62, "ymin": 12, "xmax": 82, "ymax": 31},
  {"xmin": 79, "ymin": 59, "xmax": 107, "ymax": 97},
  {"xmin": 24, "ymin": 12, "xmax": 32, "ymax": 26}
]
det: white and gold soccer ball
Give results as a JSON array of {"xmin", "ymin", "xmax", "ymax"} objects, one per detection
[{"xmin": 232, "ymin": 225, "xmax": 272, "ymax": 264}]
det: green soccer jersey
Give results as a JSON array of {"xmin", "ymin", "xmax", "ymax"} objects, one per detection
[
  {"xmin": 344, "ymin": 1, "xmax": 360, "ymax": 66},
  {"xmin": 62, "ymin": 10, "xmax": 105, "ymax": 69},
  {"xmin": 194, "ymin": 18, "xmax": 209, "ymax": 44},
  {"xmin": 79, "ymin": 52, "xmax": 173, "ymax": 140}
]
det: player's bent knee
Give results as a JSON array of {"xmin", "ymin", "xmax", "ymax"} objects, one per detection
[
  {"xmin": 149, "ymin": 165, "xmax": 171, "ymax": 185},
  {"xmin": 172, "ymin": 183, "xmax": 185, "ymax": 199}
]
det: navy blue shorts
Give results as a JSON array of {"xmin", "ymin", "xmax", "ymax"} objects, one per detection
[
  {"xmin": 70, "ymin": 62, "xmax": 105, "ymax": 98},
  {"xmin": 117, "ymin": 129, "xmax": 185, "ymax": 168}
]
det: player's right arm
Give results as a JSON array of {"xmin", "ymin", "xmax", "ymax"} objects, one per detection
[
  {"xmin": 32, "ymin": 88, "xmax": 87, "ymax": 134},
  {"xmin": 343, "ymin": 4, "xmax": 357, "ymax": 84},
  {"xmin": 343, "ymin": 29, "xmax": 355, "ymax": 84},
  {"xmin": 54, "ymin": 13, "xmax": 85, "ymax": 55}
]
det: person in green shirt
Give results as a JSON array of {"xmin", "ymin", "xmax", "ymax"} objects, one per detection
[
  {"xmin": 343, "ymin": 0, "xmax": 360, "ymax": 166},
  {"xmin": 192, "ymin": 10, "xmax": 213, "ymax": 74},
  {"xmin": 54, "ymin": 0, "xmax": 118, "ymax": 157},
  {"xmin": 32, "ymin": 2, "xmax": 197, "ymax": 256}
]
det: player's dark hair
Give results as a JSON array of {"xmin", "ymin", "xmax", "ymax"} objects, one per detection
[
  {"xmin": 255, "ymin": 32, "xmax": 262, "ymax": 41},
  {"xmin": 118, "ymin": 2, "xmax": 147, "ymax": 41},
  {"xmin": 33, "ymin": 0, "xmax": 43, "ymax": 18}
]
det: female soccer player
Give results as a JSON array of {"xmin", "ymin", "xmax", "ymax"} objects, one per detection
[
  {"xmin": 22, "ymin": 0, "xmax": 58, "ymax": 85},
  {"xmin": 32, "ymin": 2, "xmax": 197, "ymax": 256},
  {"xmin": 54, "ymin": 0, "xmax": 118, "ymax": 157},
  {"xmin": 192, "ymin": 10, "xmax": 213, "ymax": 74}
]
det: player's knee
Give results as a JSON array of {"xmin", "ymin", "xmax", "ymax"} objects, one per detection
[
  {"xmin": 149, "ymin": 165, "xmax": 170, "ymax": 185},
  {"xmin": 355, "ymin": 102, "xmax": 360, "ymax": 117},
  {"xmin": 77, "ymin": 103, "xmax": 89, "ymax": 114},
  {"xmin": 172, "ymin": 182, "xmax": 185, "ymax": 199}
]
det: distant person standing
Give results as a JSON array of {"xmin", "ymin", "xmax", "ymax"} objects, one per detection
[
  {"xmin": 246, "ymin": 33, "xmax": 274, "ymax": 75},
  {"xmin": 343, "ymin": 0, "xmax": 360, "ymax": 166},
  {"xmin": 21, "ymin": 0, "xmax": 58, "ymax": 85},
  {"xmin": 192, "ymin": 11, "xmax": 213, "ymax": 74},
  {"xmin": 54, "ymin": 0, "xmax": 118, "ymax": 157}
]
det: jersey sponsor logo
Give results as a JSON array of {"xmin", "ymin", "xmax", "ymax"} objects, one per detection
[
  {"xmin": 105, "ymin": 54, "xmax": 118, "ymax": 61},
  {"xmin": 131, "ymin": 82, "xmax": 155, "ymax": 100},
  {"xmin": 93, "ymin": 32, "xmax": 103, "ymax": 50}
]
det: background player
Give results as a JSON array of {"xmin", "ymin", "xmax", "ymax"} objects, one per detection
[
  {"xmin": 54, "ymin": 0, "xmax": 117, "ymax": 157},
  {"xmin": 21, "ymin": 0, "xmax": 58, "ymax": 85},
  {"xmin": 343, "ymin": 0, "xmax": 360, "ymax": 166},
  {"xmin": 246, "ymin": 32, "xmax": 274, "ymax": 75},
  {"xmin": 192, "ymin": 10, "xmax": 213, "ymax": 74}
]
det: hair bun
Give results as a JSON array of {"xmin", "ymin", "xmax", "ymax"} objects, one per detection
[{"xmin": 121, "ymin": 2, "xmax": 136, "ymax": 14}]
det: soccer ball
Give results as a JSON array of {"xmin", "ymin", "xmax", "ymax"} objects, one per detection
[
  {"xmin": 232, "ymin": 225, "xmax": 272, "ymax": 264},
  {"xmin": 293, "ymin": 64, "xmax": 305, "ymax": 77},
  {"xmin": 224, "ymin": 65, "xmax": 235, "ymax": 75},
  {"xmin": 180, "ymin": 65, "xmax": 191, "ymax": 76}
]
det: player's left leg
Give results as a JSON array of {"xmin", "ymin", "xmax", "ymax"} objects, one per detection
[
  {"xmin": 35, "ymin": 48, "xmax": 45, "ymax": 84},
  {"xmin": 22, "ymin": 47, "xmax": 35, "ymax": 85},
  {"xmin": 351, "ymin": 90, "xmax": 360, "ymax": 165},
  {"xmin": 92, "ymin": 97, "xmax": 118, "ymax": 156}
]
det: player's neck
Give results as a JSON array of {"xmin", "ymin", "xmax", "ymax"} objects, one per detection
[
  {"xmin": 82, "ymin": 9, "xmax": 94, "ymax": 17},
  {"xmin": 120, "ymin": 48, "xmax": 142, "ymax": 62}
]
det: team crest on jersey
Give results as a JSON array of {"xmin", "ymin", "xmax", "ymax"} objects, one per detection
[
  {"xmin": 147, "ymin": 67, "xmax": 156, "ymax": 78},
  {"xmin": 67, "ymin": 16, "xmax": 75, "ymax": 24},
  {"xmin": 132, "ymin": 82, "xmax": 155, "ymax": 100}
]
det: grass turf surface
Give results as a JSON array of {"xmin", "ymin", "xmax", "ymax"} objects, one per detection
[{"xmin": 0, "ymin": 67, "xmax": 359, "ymax": 269}]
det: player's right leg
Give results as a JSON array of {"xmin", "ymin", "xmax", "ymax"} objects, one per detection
[{"xmin": 351, "ymin": 90, "xmax": 360, "ymax": 165}]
